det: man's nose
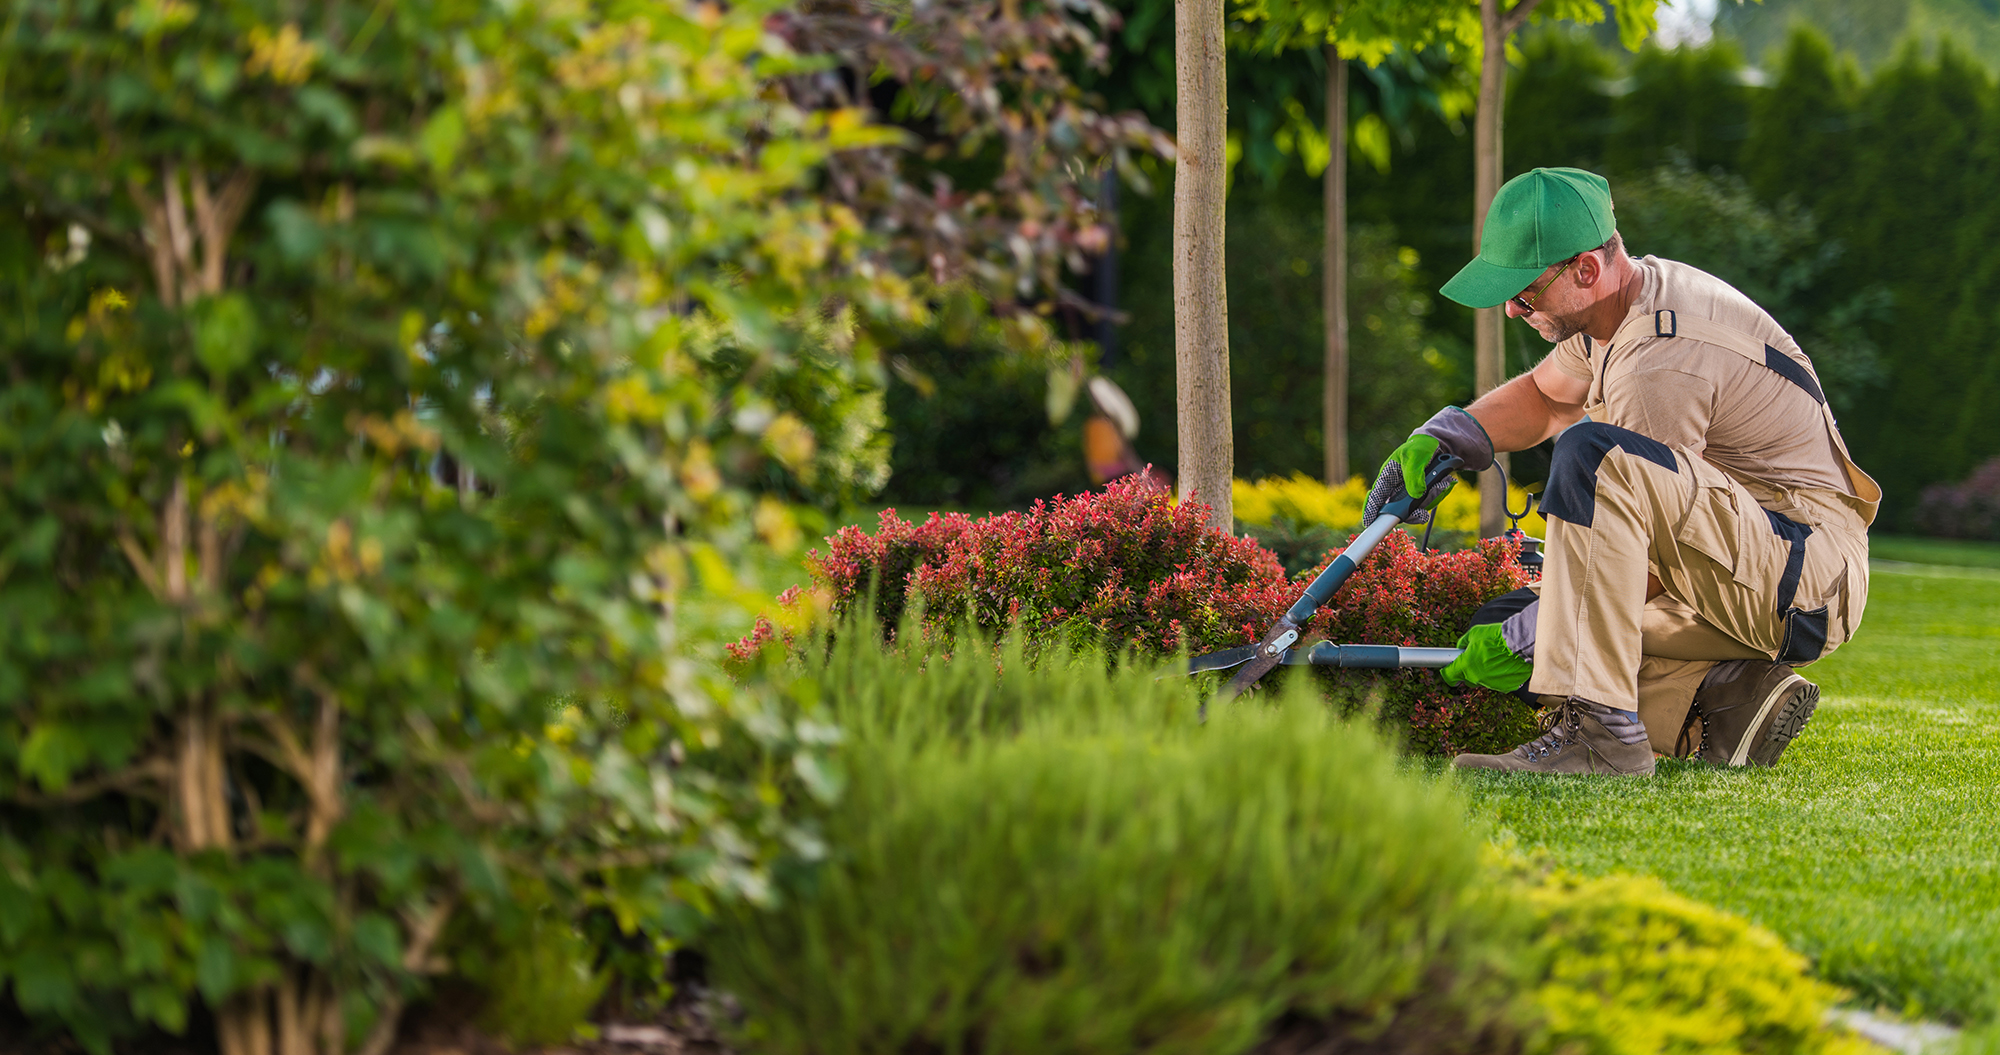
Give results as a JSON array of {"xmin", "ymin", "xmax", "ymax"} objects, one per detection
[{"xmin": 1504, "ymin": 298, "xmax": 1529, "ymax": 319}]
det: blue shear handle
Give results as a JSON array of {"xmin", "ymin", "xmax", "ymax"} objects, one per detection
[{"xmin": 1282, "ymin": 456, "xmax": 1463, "ymax": 626}]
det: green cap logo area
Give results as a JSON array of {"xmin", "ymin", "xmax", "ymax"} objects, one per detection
[{"xmin": 1441, "ymin": 167, "xmax": 1617, "ymax": 309}]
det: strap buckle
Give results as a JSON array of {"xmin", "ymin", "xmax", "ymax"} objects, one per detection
[{"xmin": 1654, "ymin": 309, "xmax": 1677, "ymax": 337}]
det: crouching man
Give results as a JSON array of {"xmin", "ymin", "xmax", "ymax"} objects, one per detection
[{"xmin": 1368, "ymin": 167, "xmax": 1879, "ymax": 776}]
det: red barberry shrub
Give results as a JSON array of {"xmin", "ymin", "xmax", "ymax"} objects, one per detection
[
  {"xmin": 734, "ymin": 476, "xmax": 1540, "ymax": 754},
  {"xmin": 806, "ymin": 473, "xmax": 1291, "ymax": 653},
  {"xmin": 1297, "ymin": 529, "xmax": 1540, "ymax": 756}
]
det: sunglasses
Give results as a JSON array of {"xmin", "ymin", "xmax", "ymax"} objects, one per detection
[{"xmin": 1511, "ymin": 256, "xmax": 1576, "ymax": 314}]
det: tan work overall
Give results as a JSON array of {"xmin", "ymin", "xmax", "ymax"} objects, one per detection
[{"xmin": 1526, "ymin": 259, "xmax": 1882, "ymax": 753}]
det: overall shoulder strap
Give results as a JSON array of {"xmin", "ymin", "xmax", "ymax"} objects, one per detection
[{"xmin": 1609, "ymin": 308, "xmax": 1882, "ymax": 520}]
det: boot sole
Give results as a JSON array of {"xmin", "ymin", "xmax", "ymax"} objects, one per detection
[{"xmin": 1736, "ymin": 674, "xmax": 1818, "ymax": 768}]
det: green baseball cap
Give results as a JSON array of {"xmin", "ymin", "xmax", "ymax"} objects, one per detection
[{"xmin": 1441, "ymin": 167, "xmax": 1617, "ymax": 309}]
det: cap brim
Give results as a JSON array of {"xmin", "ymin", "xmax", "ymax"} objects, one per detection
[{"xmin": 1440, "ymin": 255, "xmax": 1549, "ymax": 309}]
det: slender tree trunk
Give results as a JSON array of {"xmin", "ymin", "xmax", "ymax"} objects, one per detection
[
  {"xmin": 1322, "ymin": 47, "xmax": 1349, "ymax": 485},
  {"xmin": 1174, "ymin": 0, "xmax": 1233, "ymax": 531},
  {"xmin": 1474, "ymin": 0, "xmax": 1512, "ymax": 538}
]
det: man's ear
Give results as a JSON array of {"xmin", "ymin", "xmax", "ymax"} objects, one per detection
[{"xmin": 1572, "ymin": 250, "xmax": 1606, "ymax": 288}]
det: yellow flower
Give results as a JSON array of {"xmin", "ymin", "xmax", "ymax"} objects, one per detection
[{"xmin": 246, "ymin": 23, "xmax": 318, "ymax": 86}]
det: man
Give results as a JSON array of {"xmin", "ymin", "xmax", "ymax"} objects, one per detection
[{"xmin": 1366, "ymin": 167, "xmax": 1879, "ymax": 776}]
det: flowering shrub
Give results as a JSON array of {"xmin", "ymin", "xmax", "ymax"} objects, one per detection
[
  {"xmin": 1913, "ymin": 457, "xmax": 2000, "ymax": 540},
  {"xmin": 1295, "ymin": 529, "xmax": 1540, "ymax": 755},
  {"xmin": 795, "ymin": 473, "xmax": 1292, "ymax": 655},
  {"xmin": 736, "ymin": 477, "xmax": 1540, "ymax": 754}
]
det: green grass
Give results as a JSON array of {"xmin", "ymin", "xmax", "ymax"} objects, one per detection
[
  {"xmin": 1870, "ymin": 533, "xmax": 2000, "ymax": 570},
  {"xmin": 1457, "ymin": 564, "xmax": 2000, "ymax": 1025}
]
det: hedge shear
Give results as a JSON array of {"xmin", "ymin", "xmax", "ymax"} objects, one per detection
[{"xmin": 1190, "ymin": 455, "xmax": 1465, "ymax": 699}]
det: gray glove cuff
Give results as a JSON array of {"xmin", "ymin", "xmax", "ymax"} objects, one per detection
[{"xmin": 1414, "ymin": 406, "xmax": 1495, "ymax": 472}]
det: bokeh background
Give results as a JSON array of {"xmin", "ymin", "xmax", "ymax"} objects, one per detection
[{"xmin": 883, "ymin": 0, "xmax": 2000, "ymax": 534}]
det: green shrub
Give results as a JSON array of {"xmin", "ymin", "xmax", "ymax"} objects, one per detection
[
  {"xmin": 0, "ymin": 2, "xmax": 881, "ymax": 1051},
  {"xmin": 1518, "ymin": 869, "xmax": 1876, "ymax": 1055},
  {"xmin": 709, "ymin": 627, "xmax": 1881, "ymax": 1055},
  {"xmin": 708, "ymin": 629, "xmax": 1529, "ymax": 1054},
  {"xmin": 473, "ymin": 913, "xmax": 610, "ymax": 1048},
  {"xmin": 1955, "ymin": 1021, "xmax": 2000, "ymax": 1054}
]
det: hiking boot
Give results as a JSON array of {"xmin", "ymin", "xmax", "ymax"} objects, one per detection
[
  {"xmin": 1451, "ymin": 699, "xmax": 1656, "ymax": 776},
  {"xmin": 1684, "ymin": 659, "xmax": 1819, "ymax": 767}
]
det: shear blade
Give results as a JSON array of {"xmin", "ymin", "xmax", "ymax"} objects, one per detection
[{"xmin": 1187, "ymin": 646, "xmax": 1257, "ymax": 675}]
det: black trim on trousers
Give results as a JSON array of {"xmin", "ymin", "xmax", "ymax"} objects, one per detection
[
  {"xmin": 1764, "ymin": 509, "xmax": 1815, "ymax": 615},
  {"xmin": 1779, "ymin": 605, "xmax": 1829, "ymax": 664},
  {"xmin": 1539, "ymin": 422, "xmax": 1679, "ymax": 529}
]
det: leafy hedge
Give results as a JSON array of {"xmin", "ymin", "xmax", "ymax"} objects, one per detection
[
  {"xmin": 734, "ymin": 475, "xmax": 1538, "ymax": 754},
  {"xmin": 0, "ymin": 2, "xmax": 866, "ymax": 1050}
]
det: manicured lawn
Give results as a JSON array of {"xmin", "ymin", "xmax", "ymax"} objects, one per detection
[
  {"xmin": 1457, "ymin": 559, "xmax": 2000, "ymax": 1025},
  {"xmin": 1872, "ymin": 532, "xmax": 2000, "ymax": 570}
]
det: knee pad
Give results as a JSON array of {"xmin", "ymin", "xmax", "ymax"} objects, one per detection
[{"xmin": 1540, "ymin": 422, "xmax": 1677, "ymax": 528}]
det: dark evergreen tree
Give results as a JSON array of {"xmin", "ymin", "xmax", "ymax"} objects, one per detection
[
  {"xmin": 1821, "ymin": 41, "xmax": 1993, "ymax": 510},
  {"xmin": 1606, "ymin": 40, "xmax": 1756, "ymax": 175},
  {"xmin": 1742, "ymin": 27, "xmax": 1865, "ymax": 215},
  {"xmin": 1507, "ymin": 29, "xmax": 1622, "ymax": 176}
]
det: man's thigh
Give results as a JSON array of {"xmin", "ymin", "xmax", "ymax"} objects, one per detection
[
  {"xmin": 1641, "ymin": 594, "xmax": 1767, "ymax": 661},
  {"xmin": 1649, "ymin": 454, "xmax": 1846, "ymax": 660}
]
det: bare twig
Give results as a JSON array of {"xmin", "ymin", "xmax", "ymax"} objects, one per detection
[
  {"xmin": 164, "ymin": 475, "xmax": 189, "ymax": 603},
  {"xmin": 189, "ymin": 165, "xmax": 259, "ymax": 297},
  {"xmin": 117, "ymin": 529, "xmax": 165, "ymax": 600},
  {"xmin": 127, "ymin": 173, "xmax": 180, "ymax": 307},
  {"xmin": 5, "ymin": 756, "xmax": 173, "ymax": 806},
  {"xmin": 355, "ymin": 895, "xmax": 458, "ymax": 1055}
]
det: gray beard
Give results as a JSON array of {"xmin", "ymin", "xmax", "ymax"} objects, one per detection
[{"xmin": 1536, "ymin": 313, "xmax": 1588, "ymax": 344}]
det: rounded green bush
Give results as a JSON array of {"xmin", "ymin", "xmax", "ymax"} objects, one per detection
[
  {"xmin": 1522, "ymin": 872, "xmax": 1876, "ymax": 1055},
  {"xmin": 709, "ymin": 637, "xmax": 1524, "ymax": 1054}
]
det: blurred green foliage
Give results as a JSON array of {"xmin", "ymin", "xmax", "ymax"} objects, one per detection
[
  {"xmin": 876, "ymin": 295, "xmax": 1094, "ymax": 510},
  {"xmin": 0, "ymin": 0, "xmax": 1151, "ymax": 1048},
  {"xmin": 471, "ymin": 911, "xmax": 610, "ymax": 1048},
  {"xmin": 1101, "ymin": 23, "xmax": 2000, "ymax": 522},
  {"xmin": 1115, "ymin": 213, "xmax": 1459, "ymax": 481},
  {"xmin": 1517, "ymin": 869, "xmax": 1876, "ymax": 1055},
  {"xmin": 711, "ymin": 630, "xmax": 1527, "ymax": 1053}
]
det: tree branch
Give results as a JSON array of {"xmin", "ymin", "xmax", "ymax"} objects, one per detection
[
  {"xmin": 116, "ymin": 529, "xmax": 165, "ymax": 600},
  {"xmin": 5, "ymin": 757, "xmax": 173, "ymax": 806},
  {"xmin": 1501, "ymin": 0, "xmax": 1545, "ymax": 39}
]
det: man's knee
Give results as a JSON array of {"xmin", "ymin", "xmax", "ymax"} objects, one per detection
[{"xmin": 1540, "ymin": 422, "xmax": 1678, "ymax": 528}]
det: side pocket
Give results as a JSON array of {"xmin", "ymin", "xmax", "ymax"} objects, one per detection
[
  {"xmin": 1673, "ymin": 461, "xmax": 1747, "ymax": 581},
  {"xmin": 1778, "ymin": 605, "xmax": 1830, "ymax": 665}
]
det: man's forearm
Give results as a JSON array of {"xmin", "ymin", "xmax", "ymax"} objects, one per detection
[{"xmin": 1465, "ymin": 371, "xmax": 1585, "ymax": 453}]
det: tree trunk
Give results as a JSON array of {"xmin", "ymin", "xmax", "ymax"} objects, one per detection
[
  {"xmin": 1474, "ymin": 0, "xmax": 1511, "ymax": 538},
  {"xmin": 1322, "ymin": 47, "xmax": 1349, "ymax": 485},
  {"xmin": 1174, "ymin": 0, "xmax": 1233, "ymax": 531}
]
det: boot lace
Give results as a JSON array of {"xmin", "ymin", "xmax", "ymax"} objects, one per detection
[{"xmin": 1519, "ymin": 699, "xmax": 1586, "ymax": 761}]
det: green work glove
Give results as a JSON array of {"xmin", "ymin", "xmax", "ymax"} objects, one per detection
[
  {"xmin": 1441, "ymin": 622, "xmax": 1533, "ymax": 693},
  {"xmin": 1362, "ymin": 407, "xmax": 1495, "ymax": 527},
  {"xmin": 1388, "ymin": 434, "xmax": 1445, "ymax": 501}
]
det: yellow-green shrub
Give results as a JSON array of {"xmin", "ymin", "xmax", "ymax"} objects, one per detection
[
  {"xmin": 1233, "ymin": 473, "xmax": 1549, "ymax": 538},
  {"xmin": 1524, "ymin": 872, "xmax": 1875, "ymax": 1055}
]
